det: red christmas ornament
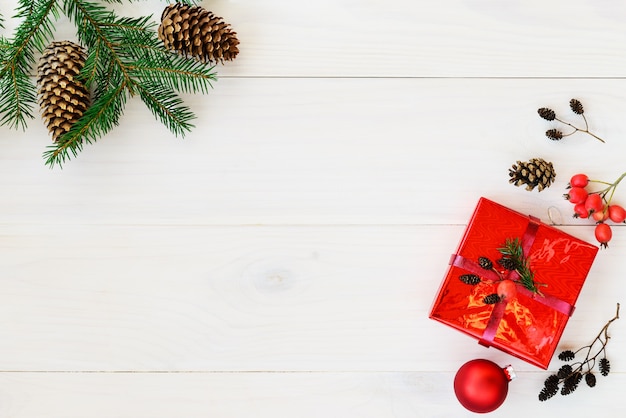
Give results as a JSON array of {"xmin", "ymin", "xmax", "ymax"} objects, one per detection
[{"xmin": 454, "ymin": 359, "xmax": 515, "ymax": 413}]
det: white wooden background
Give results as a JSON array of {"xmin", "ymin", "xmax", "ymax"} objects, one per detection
[{"xmin": 1, "ymin": 0, "xmax": 625, "ymax": 416}]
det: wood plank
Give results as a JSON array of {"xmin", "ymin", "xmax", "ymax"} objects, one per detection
[
  {"xmin": 1, "ymin": 224, "xmax": 623, "ymax": 371},
  {"xmin": 2, "ymin": 78, "xmax": 626, "ymax": 225},
  {"xmin": 0, "ymin": 371, "xmax": 624, "ymax": 417},
  {"xmin": 4, "ymin": 1, "xmax": 626, "ymax": 77}
]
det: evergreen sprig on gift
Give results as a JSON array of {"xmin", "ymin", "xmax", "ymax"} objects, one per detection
[
  {"xmin": 0, "ymin": 0, "xmax": 221, "ymax": 168},
  {"xmin": 457, "ymin": 238, "xmax": 542, "ymax": 297},
  {"xmin": 538, "ymin": 303, "xmax": 620, "ymax": 401},
  {"xmin": 497, "ymin": 237, "xmax": 542, "ymax": 294}
]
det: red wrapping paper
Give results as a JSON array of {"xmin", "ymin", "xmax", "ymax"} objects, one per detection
[{"xmin": 429, "ymin": 197, "xmax": 599, "ymax": 369}]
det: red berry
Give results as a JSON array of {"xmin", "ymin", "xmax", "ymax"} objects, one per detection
[
  {"xmin": 573, "ymin": 203, "xmax": 589, "ymax": 218},
  {"xmin": 564, "ymin": 187, "xmax": 588, "ymax": 204},
  {"xmin": 584, "ymin": 193, "xmax": 604, "ymax": 213},
  {"xmin": 608, "ymin": 205, "xmax": 626, "ymax": 223},
  {"xmin": 592, "ymin": 209, "xmax": 609, "ymax": 222},
  {"xmin": 497, "ymin": 280, "xmax": 517, "ymax": 301},
  {"xmin": 569, "ymin": 173, "xmax": 589, "ymax": 188},
  {"xmin": 595, "ymin": 223, "xmax": 612, "ymax": 248}
]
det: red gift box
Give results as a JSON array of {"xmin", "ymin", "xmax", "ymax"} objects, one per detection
[{"xmin": 429, "ymin": 197, "xmax": 599, "ymax": 369}]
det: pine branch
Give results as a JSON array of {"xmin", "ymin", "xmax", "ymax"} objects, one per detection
[
  {"xmin": 136, "ymin": 82, "xmax": 196, "ymax": 137},
  {"xmin": 43, "ymin": 81, "xmax": 127, "ymax": 167},
  {"xmin": 0, "ymin": 0, "xmax": 59, "ymax": 130},
  {"xmin": 62, "ymin": 0, "xmax": 126, "ymax": 77},
  {"xmin": 1, "ymin": 0, "xmax": 224, "ymax": 167},
  {"xmin": 0, "ymin": 71, "xmax": 36, "ymax": 129},
  {"xmin": 129, "ymin": 56, "xmax": 216, "ymax": 94},
  {"xmin": 44, "ymin": 0, "xmax": 216, "ymax": 167}
]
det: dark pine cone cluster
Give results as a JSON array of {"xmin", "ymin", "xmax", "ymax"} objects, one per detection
[
  {"xmin": 538, "ymin": 303, "xmax": 619, "ymax": 402},
  {"xmin": 456, "ymin": 256, "xmax": 506, "ymax": 305},
  {"xmin": 537, "ymin": 98, "xmax": 604, "ymax": 143},
  {"xmin": 539, "ymin": 361, "xmax": 591, "ymax": 401}
]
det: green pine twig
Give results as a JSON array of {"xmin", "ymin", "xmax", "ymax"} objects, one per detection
[
  {"xmin": 0, "ymin": 0, "xmax": 59, "ymax": 130},
  {"xmin": 497, "ymin": 237, "xmax": 543, "ymax": 294},
  {"xmin": 136, "ymin": 82, "xmax": 196, "ymax": 137}
]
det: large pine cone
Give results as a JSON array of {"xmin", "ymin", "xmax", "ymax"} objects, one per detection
[
  {"xmin": 158, "ymin": 3, "xmax": 240, "ymax": 63},
  {"xmin": 508, "ymin": 158, "xmax": 556, "ymax": 192},
  {"xmin": 37, "ymin": 41, "xmax": 90, "ymax": 142}
]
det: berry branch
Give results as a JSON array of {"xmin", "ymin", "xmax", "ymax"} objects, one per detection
[
  {"xmin": 538, "ymin": 99, "xmax": 605, "ymax": 143},
  {"xmin": 591, "ymin": 171, "xmax": 626, "ymax": 205},
  {"xmin": 565, "ymin": 172, "xmax": 626, "ymax": 248},
  {"xmin": 539, "ymin": 303, "xmax": 620, "ymax": 401}
]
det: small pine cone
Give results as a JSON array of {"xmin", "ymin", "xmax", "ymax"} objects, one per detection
[
  {"xmin": 558, "ymin": 350, "xmax": 576, "ymax": 361},
  {"xmin": 544, "ymin": 374, "xmax": 560, "ymax": 391},
  {"xmin": 560, "ymin": 384, "xmax": 574, "ymax": 396},
  {"xmin": 546, "ymin": 129, "xmax": 564, "ymax": 141},
  {"xmin": 539, "ymin": 376, "xmax": 560, "ymax": 401},
  {"xmin": 538, "ymin": 107, "xmax": 556, "ymax": 121},
  {"xmin": 508, "ymin": 158, "xmax": 556, "ymax": 192},
  {"xmin": 570, "ymin": 99, "xmax": 584, "ymax": 114},
  {"xmin": 497, "ymin": 257, "xmax": 517, "ymax": 271},
  {"xmin": 483, "ymin": 293, "xmax": 501, "ymax": 304},
  {"xmin": 585, "ymin": 372, "xmax": 596, "ymax": 388},
  {"xmin": 557, "ymin": 364, "xmax": 573, "ymax": 379},
  {"xmin": 459, "ymin": 274, "xmax": 481, "ymax": 285},
  {"xmin": 539, "ymin": 385, "xmax": 558, "ymax": 401},
  {"xmin": 599, "ymin": 358, "xmax": 610, "ymax": 376},
  {"xmin": 562, "ymin": 371, "xmax": 582, "ymax": 395},
  {"xmin": 37, "ymin": 41, "xmax": 90, "ymax": 142},
  {"xmin": 158, "ymin": 3, "xmax": 240, "ymax": 64},
  {"xmin": 477, "ymin": 257, "xmax": 493, "ymax": 270}
]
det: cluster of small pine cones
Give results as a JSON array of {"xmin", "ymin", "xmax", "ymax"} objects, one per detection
[
  {"xmin": 538, "ymin": 351, "xmax": 611, "ymax": 401},
  {"xmin": 37, "ymin": 4, "xmax": 238, "ymax": 142}
]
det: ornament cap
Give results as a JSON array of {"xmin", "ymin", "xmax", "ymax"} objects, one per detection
[{"xmin": 503, "ymin": 364, "xmax": 516, "ymax": 381}]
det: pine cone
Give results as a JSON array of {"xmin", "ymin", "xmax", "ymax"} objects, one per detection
[
  {"xmin": 497, "ymin": 257, "xmax": 517, "ymax": 271},
  {"xmin": 478, "ymin": 257, "xmax": 493, "ymax": 270},
  {"xmin": 558, "ymin": 350, "xmax": 576, "ymax": 361},
  {"xmin": 561, "ymin": 371, "xmax": 582, "ymax": 395},
  {"xmin": 483, "ymin": 293, "xmax": 501, "ymax": 304},
  {"xmin": 585, "ymin": 372, "xmax": 596, "ymax": 388},
  {"xmin": 459, "ymin": 274, "xmax": 481, "ymax": 285},
  {"xmin": 508, "ymin": 158, "xmax": 556, "ymax": 192},
  {"xmin": 557, "ymin": 364, "xmax": 573, "ymax": 379},
  {"xmin": 538, "ymin": 107, "xmax": 556, "ymax": 121},
  {"xmin": 599, "ymin": 358, "xmax": 610, "ymax": 376},
  {"xmin": 37, "ymin": 41, "xmax": 90, "ymax": 142},
  {"xmin": 158, "ymin": 3, "xmax": 240, "ymax": 64},
  {"xmin": 538, "ymin": 375, "xmax": 559, "ymax": 401},
  {"xmin": 570, "ymin": 99, "xmax": 584, "ymax": 115},
  {"xmin": 546, "ymin": 129, "xmax": 564, "ymax": 141}
]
